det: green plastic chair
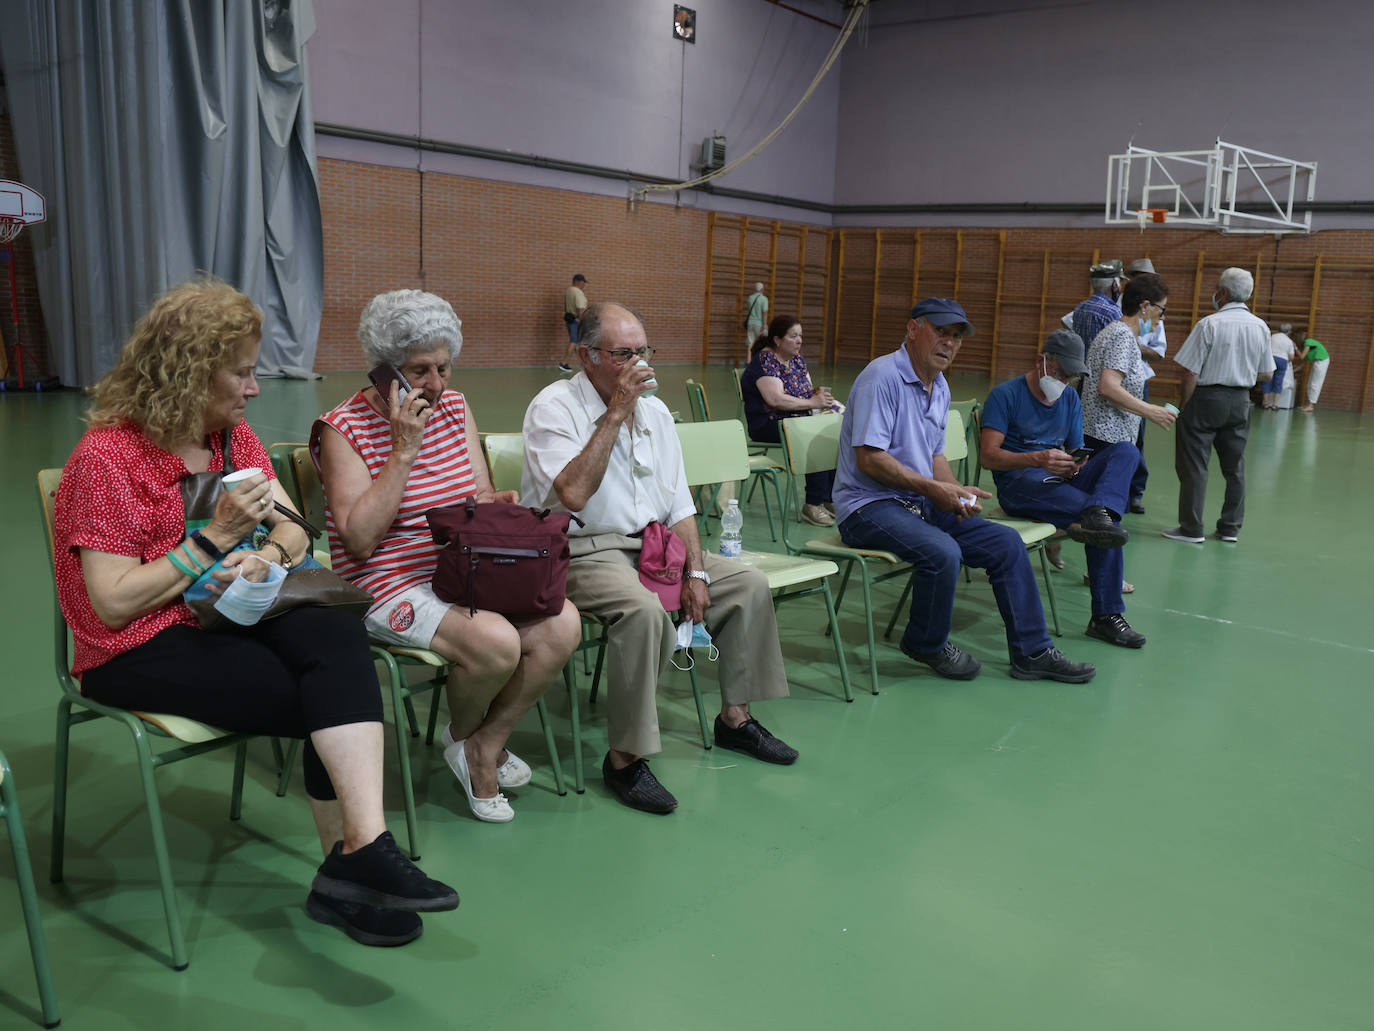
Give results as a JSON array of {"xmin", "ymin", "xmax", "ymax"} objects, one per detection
[
  {"xmin": 676, "ymin": 418, "xmax": 853, "ymax": 701},
  {"xmin": 684, "ymin": 379, "xmax": 783, "ymax": 541},
  {"xmin": 283, "ymin": 445, "xmax": 568, "ymax": 856},
  {"xmin": 39, "ymin": 468, "xmax": 280, "ymax": 971},
  {"xmin": 948, "ymin": 398, "xmax": 982, "ymax": 486},
  {"xmin": 776, "ymin": 414, "xmax": 911, "ymax": 695},
  {"xmin": 1, "ymin": 750, "xmax": 61, "ymax": 1028},
  {"xmin": 881, "ymin": 409, "xmax": 1062, "ymax": 639}
]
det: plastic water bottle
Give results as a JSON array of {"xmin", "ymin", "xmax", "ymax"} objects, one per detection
[{"xmin": 719, "ymin": 499, "xmax": 743, "ymax": 559}]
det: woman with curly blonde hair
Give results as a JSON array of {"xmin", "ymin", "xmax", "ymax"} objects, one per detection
[{"xmin": 54, "ymin": 276, "xmax": 460, "ymax": 948}]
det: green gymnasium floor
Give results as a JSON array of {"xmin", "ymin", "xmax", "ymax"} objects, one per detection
[{"xmin": 1, "ymin": 363, "xmax": 1371, "ymax": 1030}]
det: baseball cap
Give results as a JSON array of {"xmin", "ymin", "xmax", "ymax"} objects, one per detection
[
  {"xmin": 1090, "ymin": 259, "xmax": 1125, "ymax": 279},
  {"xmin": 910, "ymin": 297, "xmax": 976, "ymax": 337},
  {"xmin": 1126, "ymin": 258, "xmax": 1155, "ymax": 276},
  {"xmin": 1041, "ymin": 329, "xmax": 1088, "ymax": 374},
  {"xmin": 573, "ymin": 274, "xmax": 588, "ymax": 283}
]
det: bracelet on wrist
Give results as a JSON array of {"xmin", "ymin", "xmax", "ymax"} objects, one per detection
[
  {"xmin": 261, "ymin": 539, "xmax": 293, "ymax": 569},
  {"xmin": 179, "ymin": 543, "xmax": 209, "ymax": 574},
  {"xmin": 189, "ymin": 529, "xmax": 225, "ymax": 562},
  {"xmin": 166, "ymin": 547, "xmax": 199, "ymax": 580}
]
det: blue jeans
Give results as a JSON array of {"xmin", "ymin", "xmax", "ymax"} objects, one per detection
[
  {"xmin": 993, "ymin": 441, "xmax": 1137, "ymax": 616},
  {"xmin": 565, "ymin": 318, "xmax": 580, "ymax": 343},
  {"xmin": 839, "ymin": 498, "xmax": 1051, "ymax": 660}
]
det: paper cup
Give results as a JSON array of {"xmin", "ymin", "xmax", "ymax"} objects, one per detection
[
  {"xmin": 222, "ymin": 467, "xmax": 263, "ymax": 491},
  {"xmin": 1163, "ymin": 403, "xmax": 1180, "ymax": 415}
]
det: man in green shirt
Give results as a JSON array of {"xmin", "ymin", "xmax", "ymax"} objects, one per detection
[{"xmin": 1295, "ymin": 337, "xmax": 1330, "ymax": 412}]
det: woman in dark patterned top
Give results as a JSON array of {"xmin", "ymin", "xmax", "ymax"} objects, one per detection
[{"xmin": 740, "ymin": 315, "xmax": 837, "ymax": 526}]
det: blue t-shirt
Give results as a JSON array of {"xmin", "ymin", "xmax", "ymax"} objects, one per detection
[
  {"xmin": 834, "ymin": 344, "xmax": 948, "ymax": 524},
  {"xmin": 980, "ymin": 375, "xmax": 1084, "ymax": 489}
]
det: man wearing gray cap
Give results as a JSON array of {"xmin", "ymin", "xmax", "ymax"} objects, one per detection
[
  {"xmin": 833, "ymin": 299, "xmax": 1096, "ymax": 683},
  {"xmin": 1121, "ymin": 258, "xmax": 1167, "ymax": 513},
  {"xmin": 979, "ymin": 330, "xmax": 1146, "ymax": 648},
  {"xmin": 1071, "ymin": 259, "xmax": 1125, "ymax": 356}
]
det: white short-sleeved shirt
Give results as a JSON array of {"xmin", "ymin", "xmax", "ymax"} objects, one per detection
[
  {"xmin": 1174, "ymin": 303, "xmax": 1276, "ymax": 386},
  {"xmin": 521, "ymin": 372, "xmax": 696, "ymax": 536}
]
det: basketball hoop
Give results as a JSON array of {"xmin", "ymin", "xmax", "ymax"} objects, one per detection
[
  {"xmin": 1135, "ymin": 208, "xmax": 1169, "ymax": 230},
  {"xmin": 0, "ymin": 180, "xmax": 49, "ymax": 390}
]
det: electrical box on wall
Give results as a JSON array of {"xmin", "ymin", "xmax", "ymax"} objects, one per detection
[{"xmin": 700, "ymin": 135, "xmax": 726, "ymax": 171}]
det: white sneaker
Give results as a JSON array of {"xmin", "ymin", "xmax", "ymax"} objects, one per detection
[
  {"xmin": 801, "ymin": 503, "xmax": 835, "ymax": 527},
  {"xmin": 1161, "ymin": 527, "xmax": 1205, "ymax": 544},
  {"xmin": 441, "ymin": 725, "xmax": 530, "ymax": 788},
  {"xmin": 443, "ymin": 737, "xmax": 514, "ymax": 823}
]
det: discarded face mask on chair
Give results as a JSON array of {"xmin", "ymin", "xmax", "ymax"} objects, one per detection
[{"xmin": 670, "ymin": 619, "xmax": 718, "ymax": 671}]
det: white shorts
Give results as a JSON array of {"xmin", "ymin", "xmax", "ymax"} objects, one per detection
[{"xmin": 364, "ymin": 583, "xmax": 450, "ymax": 650}]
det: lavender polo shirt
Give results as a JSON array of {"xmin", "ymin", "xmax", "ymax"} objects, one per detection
[{"xmin": 833, "ymin": 343, "xmax": 949, "ymax": 524}]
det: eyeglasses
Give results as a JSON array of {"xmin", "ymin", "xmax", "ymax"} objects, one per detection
[
  {"xmin": 1150, "ymin": 302, "xmax": 1168, "ymax": 317},
  {"xmin": 587, "ymin": 345, "xmax": 655, "ymax": 363}
]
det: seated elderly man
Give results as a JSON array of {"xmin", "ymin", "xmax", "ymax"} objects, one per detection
[
  {"xmin": 522, "ymin": 302, "xmax": 798, "ymax": 814},
  {"xmin": 978, "ymin": 330, "xmax": 1145, "ymax": 648},
  {"xmin": 833, "ymin": 298, "xmax": 1096, "ymax": 684}
]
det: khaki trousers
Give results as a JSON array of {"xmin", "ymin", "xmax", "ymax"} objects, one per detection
[{"xmin": 566, "ymin": 533, "xmax": 789, "ymax": 756}]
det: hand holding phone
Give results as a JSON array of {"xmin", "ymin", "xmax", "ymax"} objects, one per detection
[
  {"xmin": 1070, "ymin": 447, "xmax": 1094, "ymax": 462},
  {"xmin": 368, "ymin": 364, "xmax": 413, "ymax": 409}
]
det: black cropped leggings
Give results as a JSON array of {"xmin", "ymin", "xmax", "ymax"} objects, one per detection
[{"xmin": 83, "ymin": 606, "xmax": 383, "ymax": 800}]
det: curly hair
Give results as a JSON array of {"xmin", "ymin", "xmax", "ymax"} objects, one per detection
[
  {"xmin": 357, "ymin": 289, "xmax": 463, "ymax": 368},
  {"xmin": 87, "ymin": 276, "xmax": 263, "ymax": 446}
]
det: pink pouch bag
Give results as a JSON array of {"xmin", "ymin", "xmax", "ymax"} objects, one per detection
[{"xmin": 637, "ymin": 522, "xmax": 687, "ymax": 611}]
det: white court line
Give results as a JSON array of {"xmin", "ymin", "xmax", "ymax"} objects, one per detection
[{"xmin": 1163, "ymin": 608, "xmax": 1374, "ymax": 655}]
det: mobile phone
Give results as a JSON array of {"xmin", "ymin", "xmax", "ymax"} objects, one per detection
[
  {"xmin": 367, "ymin": 364, "xmax": 412, "ymax": 407},
  {"xmin": 1070, "ymin": 447, "xmax": 1094, "ymax": 461}
]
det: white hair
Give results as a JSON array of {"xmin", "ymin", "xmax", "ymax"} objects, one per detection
[
  {"xmin": 358, "ymin": 289, "xmax": 463, "ymax": 367},
  {"xmin": 755, "ymin": 282, "xmax": 764, "ymax": 292},
  {"xmin": 1090, "ymin": 277, "xmax": 1119, "ymax": 293},
  {"xmin": 1280, "ymin": 322, "xmax": 1293, "ymax": 333},
  {"xmin": 1218, "ymin": 267, "xmax": 1254, "ymax": 303}
]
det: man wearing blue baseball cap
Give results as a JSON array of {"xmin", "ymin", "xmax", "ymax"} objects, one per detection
[{"xmin": 832, "ymin": 299, "xmax": 1096, "ymax": 683}]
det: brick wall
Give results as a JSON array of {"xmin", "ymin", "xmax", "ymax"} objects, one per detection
[{"xmin": 0, "ymin": 109, "xmax": 50, "ymax": 384}]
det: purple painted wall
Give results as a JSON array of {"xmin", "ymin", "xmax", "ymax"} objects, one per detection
[
  {"xmin": 310, "ymin": 0, "xmax": 843, "ymax": 221},
  {"xmin": 832, "ymin": 0, "xmax": 1374, "ymax": 229}
]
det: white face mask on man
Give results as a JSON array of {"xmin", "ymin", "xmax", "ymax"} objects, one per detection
[{"xmin": 1038, "ymin": 358, "xmax": 1067, "ymax": 403}]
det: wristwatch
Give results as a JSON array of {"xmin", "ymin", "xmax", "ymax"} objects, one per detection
[
  {"xmin": 685, "ymin": 568, "xmax": 711, "ymax": 586},
  {"xmin": 189, "ymin": 530, "xmax": 225, "ymax": 562}
]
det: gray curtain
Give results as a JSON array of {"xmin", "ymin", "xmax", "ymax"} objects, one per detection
[{"xmin": 0, "ymin": 0, "xmax": 323, "ymax": 386}]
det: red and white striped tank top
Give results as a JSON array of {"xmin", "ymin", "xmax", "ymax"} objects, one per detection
[{"xmin": 315, "ymin": 389, "xmax": 476, "ymax": 612}]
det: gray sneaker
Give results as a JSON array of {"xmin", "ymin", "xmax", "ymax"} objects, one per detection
[
  {"xmin": 1010, "ymin": 646, "xmax": 1097, "ymax": 683},
  {"xmin": 899, "ymin": 639, "xmax": 982, "ymax": 680}
]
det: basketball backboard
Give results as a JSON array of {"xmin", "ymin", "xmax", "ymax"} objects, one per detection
[{"xmin": 1105, "ymin": 141, "xmax": 1316, "ymax": 234}]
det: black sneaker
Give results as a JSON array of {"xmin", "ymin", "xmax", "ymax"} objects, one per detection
[
  {"xmin": 602, "ymin": 754, "xmax": 678, "ymax": 814},
  {"xmin": 305, "ymin": 890, "xmax": 423, "ymax": 947},
  {"xmin": 714, "ymin": 715, "xmax": 799, "ymax": 765},
  {"xmin": 1066, "ymin": 506, "xmax": 1129, "ymax": 549},
  {"xmin": 311, "ymin": 831, "xmax": 460, "ymax": 912},
  {"xmin": 899, "ymin": 639, "xmax": 982, "ymax": 680},
  {"xmin": 1127, "ymin": 497, "xmax": 1146, "ymax": 515},
  {"xmin": 557, "ymin": 363, "xmax": 573, "ymax": 373},
  {"xmin": 1010, "ymin": 646, "xmax": 1097, "ymax": 683},
  {"xmin": 1086, "ymin": 613, "xmax": 1146, "ymax": 649}
]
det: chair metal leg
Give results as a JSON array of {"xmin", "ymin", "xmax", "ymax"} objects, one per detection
[
  {"xmin": 686, "ymin": 663, "xmax": 711, "ymax": 749},
  {"xmin": 50, "ymin": 699, "xmax": 73, "ymax": 884},
  {"xmin": 3, "ymin": 761, "xmax": 62, "ymax": 1028},
  {"xmin": 269, "ymin": 737, "xmax": 285, "ymax": 770},
  {"xmin": 563, "ymin": 665, "xmax": 585, "ymax": 794},
  {"xmin": 858, "ymin": 562, "xmax": 880, "ymax": 695},
  {"xmin": 885, "ymin": 573, "xmax": 914, "ymax": 640},
  {"xmin": 535, "ymin": 696, "xmax": 567, "ymax": 796},
  {"xmin": 1037, "ymin": 545, "xmax": 1063, "ymax": 636},
  {"xmin": 128, "ymin": 720, "xmax": 190, "ymax": 970},
  {"xmin": 424, "ymin": 679, "xmax": 444, "ymax": 745},
  {"xmin": 276, "ymin": 739, "xmax": 301, "ymax": 797},
  {"xmin": 820, "ymin": 580, "xmax": 855, "ymax": 702},
  {"xmin": 229, "ymin": 741, "xmax": 247, "ymax": 821},
  {"xmin": 376, "ymin": 650, "xmax": 421, "ymax": 860},
  {"xmin": 402, "ymin": 696, "xmax": 421, "ymax": 738}
]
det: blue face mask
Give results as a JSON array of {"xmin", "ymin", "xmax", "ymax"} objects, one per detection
[
  {"xmin": 1211, "ymin": 292, "xmax": 1221, "ymax": 311},
  {"xmin": 1138, "ymin": 318, "xmax": 1153, "ymax": 338},
  {"xmin": 670, "ymin": 621, "xmax": 718, "ymax": 670}
]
